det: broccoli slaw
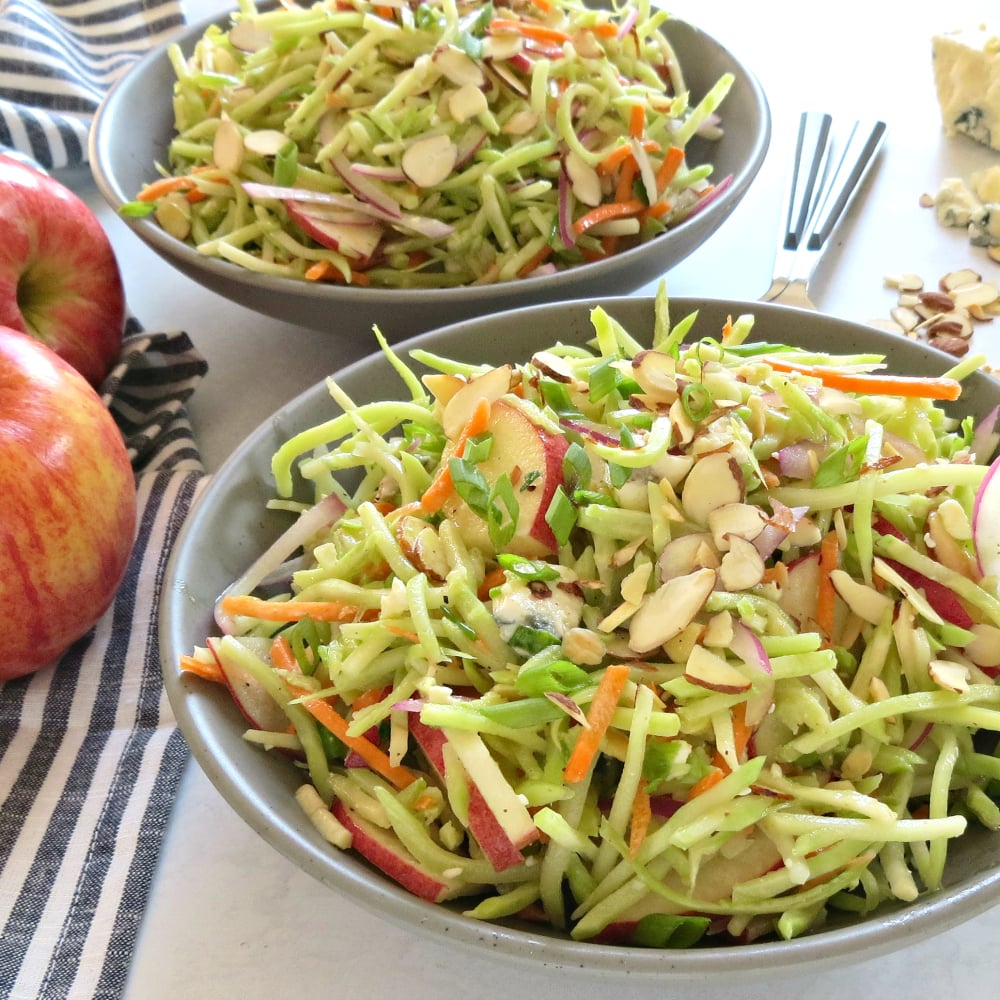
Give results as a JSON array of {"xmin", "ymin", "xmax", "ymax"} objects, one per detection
[
  {"xmin": 182, "ymin": 292, "xmax": 1000, "ymax": 947},
  {"xmin": 127, "ymin": 0, "xmax": 733, "ymax": 288}
]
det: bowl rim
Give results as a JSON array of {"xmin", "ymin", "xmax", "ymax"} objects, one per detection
[
  {"xmin": 89, "ymin": 5, "xmax": 771, "ymax": 308},
  {"xmin": 161, "ymin": 294, "xmax": 1000, "ymax": 978}
]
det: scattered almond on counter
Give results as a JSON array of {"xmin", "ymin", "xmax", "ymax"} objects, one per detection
[{"xmin": 875, "ymin": 268, "xmax": 1000, "ymax": 356}]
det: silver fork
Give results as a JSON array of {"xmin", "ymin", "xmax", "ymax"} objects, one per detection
[{"xmin": 761, "ymin": 112, "xmax": 888, "ymax": 309}]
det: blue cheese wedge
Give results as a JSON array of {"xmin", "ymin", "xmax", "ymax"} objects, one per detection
[{"xmin": 932, "ymin": 25, "xmax": 1000, "ymax": 151}]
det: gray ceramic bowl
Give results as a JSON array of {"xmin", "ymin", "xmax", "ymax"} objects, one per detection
[
  {"xmin": 90, "ymin": 9, "xmax": 769, "ymax": 340},
  {"xmin": 161, "ymin": 296, "xmax": 1000, "ymax": 979}
]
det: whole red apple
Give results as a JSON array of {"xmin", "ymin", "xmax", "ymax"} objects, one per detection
[
  {"xmin": 0, "ymin": 327, "xmax": 137, "ymax": 680},
  {"xmin": 0, "ymin": 154, "xmax": 125, "ymax": 386}
]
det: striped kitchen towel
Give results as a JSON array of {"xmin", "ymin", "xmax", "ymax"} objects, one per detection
[
  {"xmin": 0, "ymin": 0, "xmax": 184, "ymax": 169},
  {"xmin": 0, "ymin": 322, "xmax": 208, "ymax": 1000}
]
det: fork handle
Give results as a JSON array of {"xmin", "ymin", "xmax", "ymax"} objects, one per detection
[{"xmin": 805, "ymin": 119, "xmax": 887, "ymax": 251}]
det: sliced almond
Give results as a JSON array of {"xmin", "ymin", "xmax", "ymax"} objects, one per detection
[
  {"xmin": 940, "ymin": 268, "xmax": 982, "ymax": 292},
  {"xmin": 657, "ymin": 532, "xmax": 719, "ymax": 581},
  {"xmin": 628, "ymin": 566, "xmax": 716, "ymax": 653},
  {"xmin": 448, "ymin": 84, "xmax": 488, "ymax": 123},
  {"xmin": 702, "ymin": 610, "xmax": 734, "ymax": 647},
  {"xmin": 681, "ymin": 451, "xmax": 745, "ymax": 526},
  {"xmin": 917, "ymin": 290, "xmax": 956, "ymax": 312},
  {"xmin": 890, "ymin": 306, "xmax": 922, "ymax": 333},
  {"xmin": 951, "ymin": 281, "xmax": 1000, "ymax": 310},
  {"xmin": 532, "ymin": 350, "xmax": 576, "ymax": 383},
  {"xmin": 244, "ymin": 129, "xmax": 292, "ymax": 157},
  {"xmin": 401, "ymin": 133, "xmax": 457, "ymax": 188},
  {"xmin": 631, "ymin": 350, "xmax": 678, "ymax": 400},
  {"xmin": 154, "ymin": 191, "xmax": 192, "ymax": 240},
  {"xmin": 929, "ymin": 659, "xmax": 970, "ymax": 693},
  {"xmin": 502, "ymin": 110, "xmax": 540, "ymax": 135},
  {"xmin": 926, "ymin": 314, "xmax": 973, "ymax": 339},
  {"xmin": 213, "ymin": 118, "xmax": 245, "ymax": 173},
  {"xmin": 884, "ymin": 272, "xmax": 924, "ymax": 292},
  {"xmin": 718, "ymin": 535, "xmax": 766, "ymax": 591},
  {"xmin": 229, "ymin": 18, "xmax": 271, "ymax": 52},
  {"xmin": 423, "ymin": 372, "xmax": 464, "ymax": 406},
  {"xmin": 434, "ymin": 45, "xmax": 485, "ymax": 87},
  {"xmin": 565, "ymin": 149, "xmax": 602, "ymax": 207},
  {"xmin": 482, "ymin": 32, "xmax": 523, "ymax": 60},
  {"xmin": 707, "ymin": 502, "xmax": 765, "ymax": 551},
  {"xmin": 684, "ymin": 644, "xmax": 752, "ymax": 694},
  {"xmin": 441, "ymin": 364, "xmax": 513, "ymax": 438},
  {"xmin": 830, "ymin": 569, "xmax": 893, "ymax": 624}
]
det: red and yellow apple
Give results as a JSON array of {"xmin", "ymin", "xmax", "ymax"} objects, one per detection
[
  {"xmin": 0, "ymin": 327, "xmax": 137, "ymax": 680},
  {"xmin": 440, "ymin": 399, "xmax": 569, "ymax": 557},
  {"xmin": 0, "ymin": 154, "xmax": 125, "ymax": 386}
]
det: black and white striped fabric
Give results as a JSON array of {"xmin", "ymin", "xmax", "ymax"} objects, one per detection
[
  {"xmin": 0, "ymin": 0, "xmax": 184, "ymax": 169},
  {"xmin": 0, "ymin": 323, "xmax": 208, "ymax": 1000}
]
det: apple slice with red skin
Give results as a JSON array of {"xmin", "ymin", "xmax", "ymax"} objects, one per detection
[
  {"xmin": 207, "ymin": 636, "xmax": 290, "ymax": 733},
  {"xmin": 874, "ymin": 515, "xmax": 975, "ymax": 628},
  {"xmin": 284, "ymin": 199, "xmax": 382, "ymax": 263},
  {"xmin": 409, "ymin": 716, "xmax": 527, "ymax": 871},
  {"xmin": 441, "ymin": 399, "xmax": 569, "ymax": 557},
  {"xmin": 331, "ymin": 800, "xmax": 473, "ymax": 903}
]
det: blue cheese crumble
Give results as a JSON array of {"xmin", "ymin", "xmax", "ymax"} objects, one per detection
[{"xmin": 932, "ymin": 25, "xmax": 1000, "ymax": 151}]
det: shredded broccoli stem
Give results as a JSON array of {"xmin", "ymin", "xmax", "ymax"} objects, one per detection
[
  {"xmin": 196, "ymin": 300, "xmax": 1000, "ymax": 950},
  {"xmin": 137, "ymin": 0, "xmax": 734, "ymax": 288}
]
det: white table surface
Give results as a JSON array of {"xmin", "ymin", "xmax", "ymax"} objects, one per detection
[{"xmin": 68, "ymin": 0, "xmax": 1000, "ymax": 995}]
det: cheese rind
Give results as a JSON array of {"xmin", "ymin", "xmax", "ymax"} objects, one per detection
[{"xmin": 932, "ymin": 26, "xmax": 1000, "ymax": 152}]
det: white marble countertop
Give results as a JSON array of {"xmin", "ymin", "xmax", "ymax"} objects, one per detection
[{"xmin": 70, "ymin": 0, "xmax": 1000, "ymax": 995}]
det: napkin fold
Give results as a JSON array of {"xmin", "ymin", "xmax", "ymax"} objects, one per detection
[
  {"xmin": 0, "ymin": 320, "xmax": 208, "ymax": 1000},
  {"xmin": 0, "ymin": 0, "xmax": 184, "ymax": 169}
]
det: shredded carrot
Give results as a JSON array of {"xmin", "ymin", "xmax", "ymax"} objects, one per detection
[
  {"xmin": 763, "ymin": 357, "xmax": 962, "ymax": 401},
  {"xmin": 572, "ymin": 198, "xmax": 645, "ymax": 237},
  {"xmin": 816, "ymin": 530, "xmax": 840, "ymax": 639},
  {"xmin": 590, "ymin": 19, "xmax": 618, "ymax": 37},
  {"xmin": 654, "ymin": 145, "xmax": 685, "ymax": 197},
  {"xmin": 220, "ymin": 594, "xmax": 371, "ymax": 623},
  {"xmin": 687, "ymin": 767, "xmax": 725, "ymax": 800},
  {"xmin": 489, "ymin": 17, "xmax": 571, "ymax": 45},
  {"xmin": 136, "ymin": 175, "xmax": 207, "ymax": 204},
  {"xmin": 179, "ymin": 653, "xmax": 225, "ymax": 684},
  {"xmin": 628, "ymin": 104, "xmax": 646, "ymax": 139},
  {"xmin": 269, "ymin": 634, "xmax": 301, "ymax": 673},
  {"xmin": 720, "ymin": 315, "xmax": 734, "ymax": 341},
  {"xmin": 383, "ymin": 624, "xmax": 421, "ymax": 643},
  {"xmin": 413, "ymin": 793, "xmax": 438, "ymax": 811},
  {"xmin": 600, "ymin": 234, "xmax": 620, "ymax": 257},
  {"xmin": 628, "ymin": 779, "xmax": 652, "ymax": 857},
  {"xmin": 304, "ymin": 259, "xmax": 372, "ymax": 285},
  {"xmin": 517, "ymin": 243, "xmax": 553, "ymax": 278},
  {"xmin": 374, "ymin": 4, "xmax": 395, "ymax": 17},
  {"xmin": 563, "ymin": 663, "xmax": 631, "ymax": 783},
  {"xmin": 287, "ymin": 682, "xmax": 417, "ymax": 790},
  {"xmin": 478, "ymin": 567, "xmax": 507, "ymax": 601},
  {"xmin": 419, "ymin": 396, "xmax": 492, "ymax": 514},
  {"xmin": 644, "ymin": 199, "xmax": 672, "ymax": 219},
  {"xmin": 597, "ymin": 143, "xmax": 635, "ymax": 176},
  {"xmin": 614, "ymin": 156, "xmax": 637, "ymax": 203},
  {"xmin": 351, "ymin": 685, "xmax": 391, "ymax": 711}
]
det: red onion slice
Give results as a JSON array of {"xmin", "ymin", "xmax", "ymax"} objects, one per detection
[{"xmin": 215, "ymin": 493, "xmax": 347, "ymax": 634}]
